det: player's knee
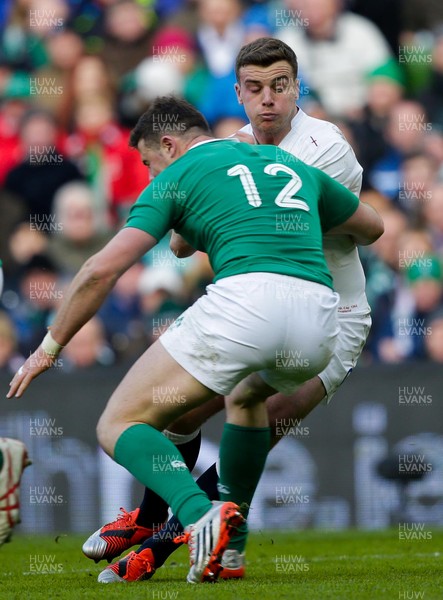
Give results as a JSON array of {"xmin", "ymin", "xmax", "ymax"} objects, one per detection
[{"xmin": 96, "ymin": 413, "xmax": 115, "ymax": 456}]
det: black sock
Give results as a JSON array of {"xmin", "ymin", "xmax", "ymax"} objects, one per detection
[
  {"xmin": 135, "ymin": 431, "xmax": 202, "ymax": 528},
  {"xmin": 136, "ymin": 461, "xmax": 219, "ymax": 567},
  {"xmin": 194, "ymin": 462, "xmax": 219, "ymax": 502}
]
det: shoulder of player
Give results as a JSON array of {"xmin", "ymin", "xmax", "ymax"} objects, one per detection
[
  {"xmin": 300, "ymin": 113, "xmax": 350, "ymax": 147},
  {"xmin": 286, "ymin": 113, "xmax": 352, "ymax": 162}
]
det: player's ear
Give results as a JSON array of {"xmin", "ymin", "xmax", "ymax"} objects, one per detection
[
  {"xmin": 234, "ymin": 83, "xmax": 243, "ymax": 105},
  {"xmin": 159, "ymin": 135, "xmax": 176, "ymax": 156}
]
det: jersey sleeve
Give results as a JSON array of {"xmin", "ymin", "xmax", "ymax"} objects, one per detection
[
  {"xmin": 124, "ymin": 177, "xmax": 178, "ymax": 241},
  {"xmin": 316, "ymin": 168, "xmax": 360, "ymax": 232}
]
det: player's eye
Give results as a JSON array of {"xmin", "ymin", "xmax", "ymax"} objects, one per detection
[{"xmin": 274, "ymin": 79, "xmax": 288, "ymax": 93}]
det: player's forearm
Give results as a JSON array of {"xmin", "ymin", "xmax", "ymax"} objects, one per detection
[
  {"xmin": 48, "ymin": 258, "xmax": 118, "ymax": 347},
  {"xmin": 328, "ymin": 202, "xmax": 384, "ymax": 246}
]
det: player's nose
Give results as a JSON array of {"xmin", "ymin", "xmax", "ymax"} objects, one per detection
[{"xmin": 261, "ymin": 87, "xmax": 274, "ymax": 105}]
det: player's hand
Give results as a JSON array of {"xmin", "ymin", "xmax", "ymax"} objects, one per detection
[
  {"xmin": 231, "ymin": 131, "xmax": 256, "ymax": 145},
  {"xmin": 7, "ymin": 347, "xmax": 56, "ymax": 398}
]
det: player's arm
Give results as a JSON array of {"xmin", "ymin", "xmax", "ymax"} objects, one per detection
[
  {"xmin": 328, "ymin": 201, "xmax": 384, "ymax": 245},
  {"xmin": 7, "ymin": 228, "xmax": 157, "ymax": 398},
  {"xmin": 317, "ymin": 168, "xmax": 384, "ymax": 246},
  {"xmin": 170, "ymin": 231, "xmax": 196, "ymax": 258}
]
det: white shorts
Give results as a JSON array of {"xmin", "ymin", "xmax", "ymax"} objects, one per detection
[
  {"xmin": 318, "ymin": 311, "xmax": 372, "ymax": 402},
  {"xmin": 160, "ymin": 273, "xmax": 340, "ymax": 396}
]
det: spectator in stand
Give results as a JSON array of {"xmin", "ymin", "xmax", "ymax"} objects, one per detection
[
  {"xmin": 64, "ymin": 94, "xmax": 147, "ymax": 223},
  {"xmin": 423, "ymin": 183, "xmax": 443, "ymax": 257},
  {"xmin": 0, "ymin": 1, "xmax": 48, "ymax": 93},
  {"xmin": 32, "ymin": 29, "xmax": 84, "ymax": 128},
  {"xmin": 196, "ymin": 0, "xmax": 245, "ymax": 78},
  {"xmin": 62, "ymin": 316, "xmax": 115, "ymax": 370},
  {"xmin": 138, "ymin": 267, "xmax": 187, "ymax": 345},
  {"xmin": 364, "ymin": 208, "xmax": 408, "ymax": 361},
  {"xmin": 6, "ymin": 224, "xmax": 48, "ymax": 284},
  {"xmin": 397, "ymin": 153, "xmax": 439, "ymax": 219},
  {"xmin": 0, "ymin": 97, "xmax": 30, "ymax": 185},
  {"xmin": 47, "ymin": 182, "xmax": 113, "ymax": 276},
  {"xmin": 136, "ymin": 27, "xmax": 198, "ymax": 114},
  {"xmin": 424, "ymin": 309, "xmax": 443, "ymax": 363},
  {"xmin": 350, "ymin": 59, "xmax": 405, "ymax": 186},
  {"xmin": 9, "ymin": 254, "xmax": 61, "ymax": 355},
  {"xmin": 98, "ymin": 262, "xmax": 146, "ymax": 360},
  {"xmin": 278, "ymin": 0, "xmax": 392, "ymax": 119},
  {"xmin": 27, "ymin": 0, "xmax": 70, "ymax": 38},
  {"xmin": 71, "ymin": 54, "xmax": 115, "ymax": 103},
  {"xmin": 134, "ymin": 54, "xmax": 184, "ymax": 101},
  {"xmin": 403, "ymin": 256, "xmax": 443, "ymax": 359},
  {"xmin": 193, "ymin": 2, "xmax": 281, "ymax": 124},
  {"xmin": 419, "ymin": 28, "xmax": 443, "ymax": 130},
  {"xmin": 100, "ymin": 0, "xmax": 155, "ymax": 86},
  {"xmin": 369, "ymin": 225, "xmax": 441, "ymax": 363},
  {"xmin": 369, "ymin": 100, "xmax": 431, "ymax": 200},
  {"xmin": 4, "ymin": 109, "xmax": 83, "ymax": 222},
  {"xmin": 0, "ymin": 189, "xmax": 26, "ymax": 276}
]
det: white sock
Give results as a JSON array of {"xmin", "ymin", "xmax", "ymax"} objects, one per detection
[{"xmin": 162, "ymin": 428, "xmax": 200, "ymax": 445}]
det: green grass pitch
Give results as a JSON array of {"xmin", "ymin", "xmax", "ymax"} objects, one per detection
[{"xmin": 1, "ymin": 530, "xmax": 442, "ymax": 599}]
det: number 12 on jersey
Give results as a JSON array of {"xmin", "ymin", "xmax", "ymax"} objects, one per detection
[{"xmin": 227, "ymin": 163, "xmax": 309, "ymax": 211}]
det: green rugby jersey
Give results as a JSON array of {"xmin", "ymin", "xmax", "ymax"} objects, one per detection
[{"xmin": 125, "ymin": 139, "xmax": 359, "ymax": 288}]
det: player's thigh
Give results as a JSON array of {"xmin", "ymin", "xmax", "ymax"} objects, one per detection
[
  {"xmin": 318, "ymin": 312, "xmax": 371, "ymax": 402},
  {"xmin": 99, "ymin": 340, "xmax": 216, "ymax": 439}
]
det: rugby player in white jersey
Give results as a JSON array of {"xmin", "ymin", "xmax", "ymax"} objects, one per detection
[
  {"xmin": 83, "ymin": 38, "xmax": 374, "ymax": 582},
  {"xmin": 0, "ymin": 261, "xmax": 31, "ymax": 546}
]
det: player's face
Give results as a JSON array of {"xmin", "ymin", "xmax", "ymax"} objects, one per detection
[
  {"xmin": 137, "ymin": 139, "xmax": 172, "ymax": 179},
  {"xmin": 235, "ymin": 61, "xmax": 298, "ymax": 143}
]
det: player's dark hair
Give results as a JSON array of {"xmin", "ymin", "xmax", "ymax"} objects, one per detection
[
  {"xmin": 129, "ymin": 96, "xmax": 211, "ymax": 148},
  {"xmin": 235, "ymin": 38, "xmax": 298, "ymax": 80}
]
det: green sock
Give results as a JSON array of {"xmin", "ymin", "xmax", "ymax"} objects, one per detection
[
  {"xmin": 114, "ymin": 424, "xmax": 211, "ymax": 527},
  {"xmin": 219, "ymin": 423, "xmax": 271, "ymax": 552}
]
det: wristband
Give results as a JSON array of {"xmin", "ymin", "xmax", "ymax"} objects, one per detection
[{"xmin": 41, "ymin": 330, "xmax": 64, "ymax": 357}]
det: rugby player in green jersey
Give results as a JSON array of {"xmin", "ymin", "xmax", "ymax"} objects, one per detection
[
  {"xmin": 83, "ymin": 38, "xmax": 379, "ymax": 585},
  {"xmin": 8, "ymin": 96, "xmax": 383, "ymax": 584}
]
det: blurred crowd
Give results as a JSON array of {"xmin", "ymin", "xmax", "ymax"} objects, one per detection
[{"xmin": 0, "ymin": 0, "xmax": 443, "ymax": 373}]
